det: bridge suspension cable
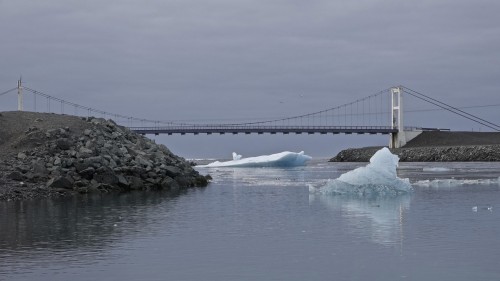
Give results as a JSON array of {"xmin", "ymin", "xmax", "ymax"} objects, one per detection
[
  {"xmin": 401, "ymin": 86, "xmax": 500, "ymax": 131},
  {"xmin": 405, "ymin": 103, "xmax": 500, "ymax": 113},
  {"xmin": 21, "ymin": 86, "xmax": 183, "ymax": 126},
  {"xmin": 0, "ymin": 88, "xmax": 17, "ymax": 97},
  {"xmin": 2, "ymin": 83, "xmax": 498, "ymax": 133},
  {"xmin": 219, "ymin": 88, "xmax": 392, "ymax": 128},
  {"xmin": 0, "ymin": 85, "xmax": 398, "ymax": 130}
]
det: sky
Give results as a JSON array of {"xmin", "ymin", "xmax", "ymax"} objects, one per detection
[{"xmin": 1, "ymin": 0, "xmax": 499, "ymax": 158}]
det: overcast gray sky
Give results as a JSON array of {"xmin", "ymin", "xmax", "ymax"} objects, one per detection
[{"xmin": 1, "ymin": 0, "xmax": 499, "ymax": 158}]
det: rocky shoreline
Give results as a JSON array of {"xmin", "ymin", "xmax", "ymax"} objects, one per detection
[
  {"xmin": 0, "ymin": 111, "xmax": 210, "ymax": 201},
  {"xmin": 330, "ymin": 131, "xmax": 500, "ymax": 162},
  {"xmin": 330, "ymin": 145, "xmax": 500, "ymax": 162}
]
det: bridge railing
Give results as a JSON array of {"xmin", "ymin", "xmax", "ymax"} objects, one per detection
[
  {"xmin": 128, "ymin": 125, "xmax": 397, "ymax": 131},
  {"xmin": 127, "ymin": 124, "xmax": 449, "ymax": 136},
  {"xmin": 127, "ymin": 124, "xmax": 402, "ymax": 136}
]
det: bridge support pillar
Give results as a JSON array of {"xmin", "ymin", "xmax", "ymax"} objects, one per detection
[
  {"xmin": 17, "ymin": 77, "xmax": 23, "ymax": 111},
  {"xmin": 390, "ymin": 86, "xmax": 405, "ymax": 148}
]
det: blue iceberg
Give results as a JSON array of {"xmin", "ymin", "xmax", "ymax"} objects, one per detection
[
  {"xmin": 309, "ymin": 147, "xmax": 412, "ymax": 197},
  {"xmin": 201, "ymin": 151, "xmax": 312, "ymax": 168}
]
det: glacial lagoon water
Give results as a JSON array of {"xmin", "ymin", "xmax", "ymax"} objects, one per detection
[{"xmin": 1, "ymin": 160, "xmax": 500, "ymax": 281}]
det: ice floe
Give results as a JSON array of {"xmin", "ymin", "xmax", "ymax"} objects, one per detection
[
  {"xmin": 309, "ymin": 147, "xmax": 412, "ymax": 197},
  {"xmin": 422, "ymin": 167, "xmax": 453, "ymax": 172},
  {"xmin": 200, "ymin": 151, "xmax": 312, "ymax": 168},
  {"xmin": 413, "ymin": 177, "xmax": 500, "ymax": 188}
]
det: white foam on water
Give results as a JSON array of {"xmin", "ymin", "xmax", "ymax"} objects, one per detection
[
  {"xmin": 309, "ymin": 147, "xmax": 412, "ymax": 196},
  {"xmin": 200, "ymin": 151, "xmax": 312, "ymax": 168}
]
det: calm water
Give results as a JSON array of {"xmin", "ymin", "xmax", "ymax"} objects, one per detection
[{"xmin": 1, "ymin": 160, "xmax": 500, "ymax": 281}]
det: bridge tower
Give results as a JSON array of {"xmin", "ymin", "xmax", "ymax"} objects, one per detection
[
  {"xmin": 390, "ymin": 86, "xmax": 405, "ymax": 148},
  {"xmin": 17, "ymin": 77, "xmax": 23, "ymax": 111}
]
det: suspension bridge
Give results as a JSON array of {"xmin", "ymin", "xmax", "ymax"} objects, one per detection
[{"xmin": 1, "ymin": 79, "xmax": 499, "ymax": 148}]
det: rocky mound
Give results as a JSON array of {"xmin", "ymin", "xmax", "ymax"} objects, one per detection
[{"xmin": 0, "ymin": 111, "xmax": 210, "ymax": 201}]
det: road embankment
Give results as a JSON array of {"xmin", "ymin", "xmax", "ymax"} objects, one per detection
[{"xmin": 330, "ymin": 131, "xmax": 500, "ymax": 162}]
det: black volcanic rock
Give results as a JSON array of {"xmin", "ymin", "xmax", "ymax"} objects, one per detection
[
  {"xmin": 330, "ymin": 131, "xmax": 500, "ymax": 162},
  {"xmin": 0, "ymin": 111, "xmax": 210, "ymax": 201}
]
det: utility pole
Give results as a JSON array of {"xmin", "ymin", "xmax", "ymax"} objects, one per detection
[{"xmin": 17, "ymin": 77, "xmax": 23, "ymax": 111}]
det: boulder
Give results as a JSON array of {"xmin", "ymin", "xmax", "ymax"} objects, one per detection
[
  {"xmin": 79, "ymin": 167, "xmax": 96, "ymax": 180},
  {"xmin": 160, "ymin": 176, "xmax": 179, "ymax": 190},
  {"xmin": 117, "ymin": 174, "xmax": 130, "ymax": 188},
  {"xmin": 127, "ymin": 176, "xmax": 143, "ymax": 190},
  {"xmin": 79, "ymin": 147, "xmax": 94, "ymax": 157},
  {"xmin": 93, "ymin": 167, "xmax": 119, "ymax": 186},
  {"xmin": 7, "ymin": 171, "xmax": 24, "ymax": 181},
  {"xmin": 164, "ymin": 166, "xmax": 182, "ymax": 177},
  {"xmin": 56, "ymin": 138, "xmax": 72, "ymax": 150},
  {"xmin": 135, "ymin": 155, "xmax": 153, "ymax": 168},
  {"xmin": 33, "ymin": 160, "xmax": 49, "ymax": 175},
  {"xmin": 47, "ymin": 176, "xmax": 74, "ymax": 189}
]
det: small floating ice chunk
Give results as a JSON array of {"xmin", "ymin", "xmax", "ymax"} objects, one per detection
[
  {"xmin": 309, "ymin": 147, "xmax": 412, "ymax": 196},
  {"xmin": 472, "ymin": 206, "xmax": 493, "ymax": 212},
  {"xmin": 423, "ymin": 167, "xmax": 452, "ymax": 172},
  {"xmin": 413, "ymin": 178, "xmax": 500, "ymax": 188},
  {"xmin": 201, "ymin": 151, "xmax": 312, "ymax": 168}
]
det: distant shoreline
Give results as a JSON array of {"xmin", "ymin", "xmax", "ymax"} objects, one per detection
[{"xmin": 330, "ymin": 131, "xmax": 500, "ymax": 162}]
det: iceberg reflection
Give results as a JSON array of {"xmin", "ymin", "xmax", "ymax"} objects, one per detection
[{"xmin": 311, "ymin": 195, "xmax": 411, "ymax": 246}]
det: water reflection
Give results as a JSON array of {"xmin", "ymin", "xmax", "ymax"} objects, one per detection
[
  {"xmin": 310, "ymin": 194, "xmax": 412, "ymax": 246},
  {"xmin": 0, "ymin": 190, "xmax": 187, "ymax": 273},
  {"xmin": 199, "ymin": 166, "xmax": 309, "ymax": 187}
]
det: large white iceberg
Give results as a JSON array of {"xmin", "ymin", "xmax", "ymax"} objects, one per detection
[
  {"xmin": 201, "ymin": 151, "xmax": 312, "ymax": 168},
  {"xmin": 309, "ymin": 147, "xmax": 412, "ymax": 196}
]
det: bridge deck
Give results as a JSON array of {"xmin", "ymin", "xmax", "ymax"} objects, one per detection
[{"xmin": 129, "ymin": 126, "xmax": 398, "ymax": 135}]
